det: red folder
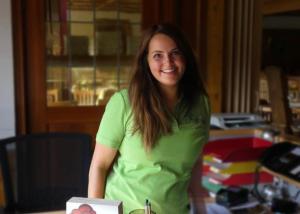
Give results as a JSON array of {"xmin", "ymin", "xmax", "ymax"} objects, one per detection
[
  {"xmin": 203, "ymin": 137, "xmax": 272, "ymax": 163},
  {"xmin": 209, "ymin": 147, "xmax": 269, "ymax": 163},
  {"xmin": 204, "ymin": 137, "xmax": 272, "ymax": 153}
]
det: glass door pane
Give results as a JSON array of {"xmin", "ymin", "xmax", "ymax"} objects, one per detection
[{"xmin": 45, "ymin": 0, "xmax": 142, "ymax": 107}]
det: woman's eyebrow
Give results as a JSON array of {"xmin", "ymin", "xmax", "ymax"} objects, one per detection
[
  {"xmin": 150, "ymin": 48, "xmax": 179, "ymax": 54},
  {"xmin": 150, "ymin": 50, "xmax": 163, "ymax": 54},
  {"xmin": 171, "ymin": 48, "xmax": 180, "ymax": 52}
]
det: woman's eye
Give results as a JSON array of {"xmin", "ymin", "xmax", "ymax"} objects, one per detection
[
  {"xmin": 153, "ymin": 54, "xmax": 162, "ymax": 60},
  {"xmin": 171, "ymin": 50, "xmax": 181, "ymax": 57}
]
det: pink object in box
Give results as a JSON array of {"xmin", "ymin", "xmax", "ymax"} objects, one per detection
[{"xmin": 66, "ymin": 197, "xmax": 123, "ymax": 214}]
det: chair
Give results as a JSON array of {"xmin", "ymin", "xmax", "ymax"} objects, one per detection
[{"xmin": 0, "ymin": 132, "xmax": 92, "ymax": 213}]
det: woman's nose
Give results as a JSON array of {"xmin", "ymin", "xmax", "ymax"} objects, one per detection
[{"xmin": 163, "ymin": 54, "xmax": 174, "ymax": 64}]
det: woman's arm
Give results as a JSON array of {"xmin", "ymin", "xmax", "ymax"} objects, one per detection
[
  {"xmin": 188, "ymin": 156, "xmax": 207, "ymax": 214},
  {"xmin": 88, "ymin": 143, "xmax": 118, "ymax": 198}
]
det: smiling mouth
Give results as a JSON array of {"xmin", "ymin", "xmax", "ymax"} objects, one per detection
[{"xmin": 161, "ymin": 68, "xmax": 175, "ymax": 73}]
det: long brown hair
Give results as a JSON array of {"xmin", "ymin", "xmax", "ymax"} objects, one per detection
[{"xmin": 128, "ymin": 23, "xmax": 207, "ymax": 151}]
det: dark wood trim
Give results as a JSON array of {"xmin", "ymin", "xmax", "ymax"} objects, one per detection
[
  {"xmin": 263, "ymin": 0, "xmax": 300, "ymax": 15},
  {"xmin": 233, "ymin": 0, "xmax": 242, "ymax": 112},
  {"xmin": 245, "ymin": 0, "xmax": 253, "ymax": 112},
  {"xmin": 142, "ymin": 0, "xmax": 160, "ymax": 29},
  {"xmin": 47, "ymin": 106, "xmax": 105, "ymax": 146},
  {"xmin": 206, "ymin": 0, "xmax": 225, "ymax": 112},
  {"xmin": 223, "ymin": 0, "xmax": 234, "ymax": 111},
  {"xmin": 47, "ymin": 106, "xmax": 104, "ymax": 123},
  {"xmin": 12, "ymin": 0, "xmax": 27, "ymax": 134},
  {"xmin": 251, "ymin": 0, "xmax": 263, "ymax": 112},
  {"xmin": 142, "ymin": 0, "xmax": 177, "ymax": 29},
  {"xmin": 24, "ymin": 0, "xmax": 47, "ymax": 132},
  {"xmin": 197, "ymin": 0, "xmax": 208, "ymax": 84},
  {"xmin": 176, "ymin": 1, "xmax": 198, "ymax": 47}
]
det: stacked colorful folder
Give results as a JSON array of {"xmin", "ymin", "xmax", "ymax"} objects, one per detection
[{"xmin": 202, "ymin": 137, "xmax": 274, "ymax": 196}]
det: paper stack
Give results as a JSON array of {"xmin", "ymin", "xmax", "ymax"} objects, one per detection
[{"xmin": 202, "ymin": 137, "xmax": 274, "ymax": 196}]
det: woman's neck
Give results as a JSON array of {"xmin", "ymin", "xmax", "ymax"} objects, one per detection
[{"xmin": 160, "ymin": 86, "xmax": 179, "ymax": 111}]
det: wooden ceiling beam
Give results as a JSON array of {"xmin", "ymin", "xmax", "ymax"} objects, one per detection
[{"xmin": 263, "ymin": 0, "xmax": 300, "ymax": 15}]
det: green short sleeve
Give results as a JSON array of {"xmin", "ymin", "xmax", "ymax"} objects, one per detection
[
  {"xmin": 96, "ymin": 91, "xmax": 128, "ymax": 149},
  {"xmin": 203, "ymin": 95, "xmax": 211, "ymax": 144}
]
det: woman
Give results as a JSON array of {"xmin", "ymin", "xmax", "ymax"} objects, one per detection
[{"xmin": 88, "ymin": 23, "xmax": 210, "ymax": 214}]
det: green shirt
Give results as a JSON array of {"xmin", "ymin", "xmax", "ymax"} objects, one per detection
[{"xmin": 96, "ymin": 89, "xmax": 210, "ymax": 214}]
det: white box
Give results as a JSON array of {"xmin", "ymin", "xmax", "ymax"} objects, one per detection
[{"xmin": 66, "ymin": 197, "xmax": 123, "ymax": 214}]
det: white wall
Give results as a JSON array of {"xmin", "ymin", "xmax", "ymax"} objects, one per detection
[{"xmin": 0, "ymin": 0, "xmax": 15, "ymax": 138}]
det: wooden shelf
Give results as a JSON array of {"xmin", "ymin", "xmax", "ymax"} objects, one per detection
[
  {"xmin": 279, "ymin": 134, "xmax": 300, "ymax": 146},
  {"xmin": 263, "ymin": 0, "xmax": 300, "ymax": 15},
  {"xmin": 47, "ymin": 55, "xmax": 134, "ymax": 67}
]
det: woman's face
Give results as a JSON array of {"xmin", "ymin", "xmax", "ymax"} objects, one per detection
[{"xmin": 147, "ymin": 33, "xmax": 186, "ymax": 91}]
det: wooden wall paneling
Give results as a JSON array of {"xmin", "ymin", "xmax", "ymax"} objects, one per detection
[
  {"xmin": 205, "ymin": 0, "xmax": 225, "ymax": 112},
  {"xmin": 24, "ymin": 0, "xmax": 47, "ymax": 132},
  {"xmin": 175, "ymin": 0, "xmax": 198, "ymax": 46},
  {"xmin": 251, "ymin": 0, "xmax": 263, "ymax": 113},
  {"xmin": 12, "ymin": 0, "xmax": 27, "ymax": 134},
  {"xmin": 195, "ymin": 0, "xmax": 208, "ymax": 83},
  {"xmin": 46, "ymin": 107, "xmax": 104, "ymax": 125},
  {"xmin": 160, "ymin": 0, "xmax": 177, "ymax": 24},
  {"xmin": 142, "ymin": 0, "xmax": 159, "ymax": 28},
  {"xmin": 263, "ymin": 0, "xmax": 300, "ymax": 15},
  {"xmin": 222, "ymin": 0, "xmax": 262, "ymax": 113},
  {"xmin": 240, "ymin": 0, "xmax": 249, "ymax": 112},
  {"xmin": 223, "ymin": 0, "xmax": 234, "ymax": 112},
  {"xmin": 47, "ymin": 106, "xmax": 105, "ymax": 144},
  {"xmin": 142, "ymin": 0, "xmax": 177, "ymax": 29},
  {"xmin": 233, "ymin": 0, "xmax": 242, "ymax": 112},
  {"xmin": 224, "ymin": 0, "xmax": 233, "ymax": 112},
  {"xmin": 244, "ymin": 0, "xmax": 253, "ymax": 113}
]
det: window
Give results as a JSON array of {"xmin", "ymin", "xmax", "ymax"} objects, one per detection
[{"xmin": 45, "ymin": 0, "xmax": 141, "ymax": 106}]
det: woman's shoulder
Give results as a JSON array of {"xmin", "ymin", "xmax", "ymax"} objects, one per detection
[
  {"xmin": 118, "ymin": 88, "xmax": 129, "ymax": 98},
  {"xmin": 194, "ymin": 93, "xmax": 209, "ymax": 107},
  {"xmin": 108, "ymin": 89, "xmax": 130, "ymax": 109},
  {"xmin": 114, "ymin": 89, "xmax": 129, "ymax": 103},
  {"xmin": 191, "ymin": 93, "xmax": 211, "ymax": 117}
]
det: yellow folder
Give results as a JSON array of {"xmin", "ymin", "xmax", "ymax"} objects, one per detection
[{"xmin": 204, "ymin": 155, "xmax": 258, "ymax": 174}]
